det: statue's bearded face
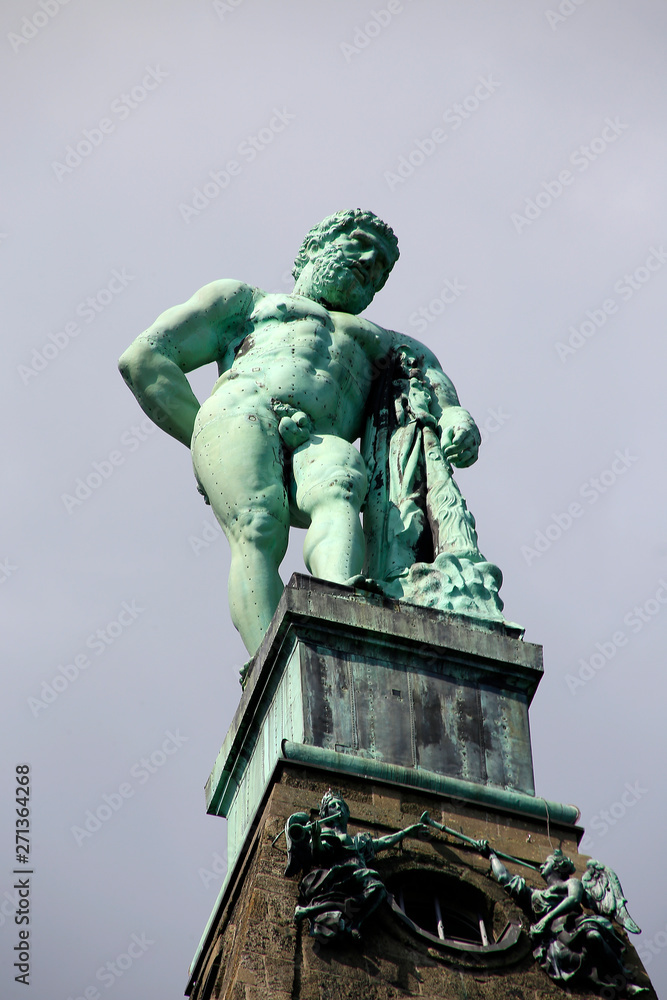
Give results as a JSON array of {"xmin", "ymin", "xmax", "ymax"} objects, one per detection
[{"xmin": 304, "ymin": 226, "xmax": 396, "ymax": 314}]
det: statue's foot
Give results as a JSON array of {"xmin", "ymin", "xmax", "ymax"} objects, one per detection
[{"xmin": 343, "ymin": 575, "xmax": 385, "ymax": 596}]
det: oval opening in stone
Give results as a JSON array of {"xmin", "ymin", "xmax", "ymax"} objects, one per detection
[{"xmin": 387, "ymin": 870, "xmax": 494, "ymax": 946}]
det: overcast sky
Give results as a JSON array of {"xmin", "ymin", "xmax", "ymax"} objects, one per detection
[{"xmin": 2, "ymin": 1, "xmax": 666, "ymax": 997}]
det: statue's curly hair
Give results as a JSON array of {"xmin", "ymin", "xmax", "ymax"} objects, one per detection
[
  {"xmin": 292, "ymin": 209, "xmax": 399, "ymax": 280},
  {"xmin": 319, "ymin": 788, "xmax": 350, "ymax": 821},
  {"xmin": 550, "ymin": 849, "xmax": 576, "ymax": 877}
]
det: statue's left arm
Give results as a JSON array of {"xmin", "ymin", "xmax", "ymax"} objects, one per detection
[
  {"xmin": 372, "ymin": 822, "xmax": 428, "ymax": 853},
  {"xmin": 118, "ymin": 279, "xmax": 255, "ymax": 447}
]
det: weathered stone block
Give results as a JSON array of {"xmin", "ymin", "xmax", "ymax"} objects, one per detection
[{"xmin": 188, "ymin": 766, "xmax": 638, "ymax": 999}]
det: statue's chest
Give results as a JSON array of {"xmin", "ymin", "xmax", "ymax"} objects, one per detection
[{"xmin": 249, "ymin": 294, "xmax": 333, "ymax": 330}]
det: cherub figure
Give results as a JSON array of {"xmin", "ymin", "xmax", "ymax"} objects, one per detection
[
  {"xmin": 484, "ymin": 846, "xmax": 646, "ymax": 995},
  {"xmin": 283, "ymin": 790, "xmax": 427, "ymax": 944}
]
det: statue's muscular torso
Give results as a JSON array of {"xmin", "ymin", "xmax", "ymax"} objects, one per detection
[{"xmin": 202, "ymin": 291, "xmax": 393, "ymax": 443}]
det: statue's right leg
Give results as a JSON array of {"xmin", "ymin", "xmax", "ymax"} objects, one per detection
[
  {"xmin": 291, "ymin": 434, "xmax": 368, "ymax": 583},
  {"xmin": 191, "ymin": 407, "xmax": 289, "ymax": 656}
]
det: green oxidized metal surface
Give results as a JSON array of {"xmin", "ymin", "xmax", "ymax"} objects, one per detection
[
  {"xmin": 487, "ymin": 848, "xmax": 645, "ymax": 993},
  {"xmin": 120, "ymin": 210, "xmax": 514, "ymax": 658},
  {"xmin": 281, "ymin": 742, "xmax": 578, "ymax": 826},
  {"xmin": 215, "ymin": 642, "xmax": 304, "ymax": 866},
  {"xmin": 298, "ymin": 641, "xmax": 535, "ymax": 791}
]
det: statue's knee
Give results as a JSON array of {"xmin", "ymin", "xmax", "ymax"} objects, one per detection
[
  {"xmin": 299, "ymin": 442, "xmax": 368, "ymax": 508},
  {"xmin": 227, "ymin": 506, "xmax": 287, "ymax": 555},
  {"xmin": 332, "ymin": 466, "xmax": 368, "ymax": 507},
  {"xmin": 302, "ymin": 465, "xmax": 367, "ymax": 515}
]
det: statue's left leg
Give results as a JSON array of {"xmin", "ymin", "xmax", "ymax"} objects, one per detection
[{"xmin": 292, "ymin": 435, "xmax": 368, "ymax": 583}]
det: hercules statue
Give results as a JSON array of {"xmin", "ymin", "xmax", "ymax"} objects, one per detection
[{"xmin": 119, "ymin": 210, "xmax": 507, "ymax": 661}]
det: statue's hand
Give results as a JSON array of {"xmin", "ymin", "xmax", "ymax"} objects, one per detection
[
  {"xmin": 278, "ymin": 411, "xmax": 312, "ymax": 449},
  {"xmin": 530, "ymin": 919, "xmax": 548, "ymax": 938},
  {"xmin": 474, "ymin": 839, "xmax": 491, "ymax": 857},
  {"xmin": 439, "ymin": 407, "xmax": 481, "ymax": 468}
]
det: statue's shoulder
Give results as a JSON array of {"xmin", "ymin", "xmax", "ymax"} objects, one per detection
[
  {"xmin": 378, "ymin": 328, "xmax": 443, "ymax": 370},
  {"xmin": 568, "ymin": 876, "xmax": 584, "ymax": 895},
  {"xmin": 195, "ymin": 278, "xmax": 261, "ymax": 312}
]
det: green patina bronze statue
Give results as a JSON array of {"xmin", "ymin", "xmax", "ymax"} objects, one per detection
[
  {"xmin": 418, "ymin": 814, "xmax": 646, "ymax": 992},
  {"xmin": 280, "ymin": 799, "xmax": 647, "ymax": 986},
  {"xmin": 119, "ymin": 210, "xmax": 508, "ymax": 659},
  {"xmin": 481, "ymin": 841, "xmax": 646, "ymax": 995},
  {"xmin": 283, "ymin": 790, "xmax": 428, "ymax": 944}
]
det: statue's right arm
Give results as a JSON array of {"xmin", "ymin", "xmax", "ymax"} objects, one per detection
[
  {"xmin": 118, "ymin": 279, "xmax": 255, "ymax": 446},
  {"xmin": 489, "ymin": 852, "xmax": 512, "ymax": 886}
]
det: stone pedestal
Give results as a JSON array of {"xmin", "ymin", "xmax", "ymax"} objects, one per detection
[
  {"xmin": 185, "ymin": 576, "xmax": 655, "ymax": 999},
  {"xmin": 186, "ymin": 765, "xmax": 656, "ymax": 1000}
]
